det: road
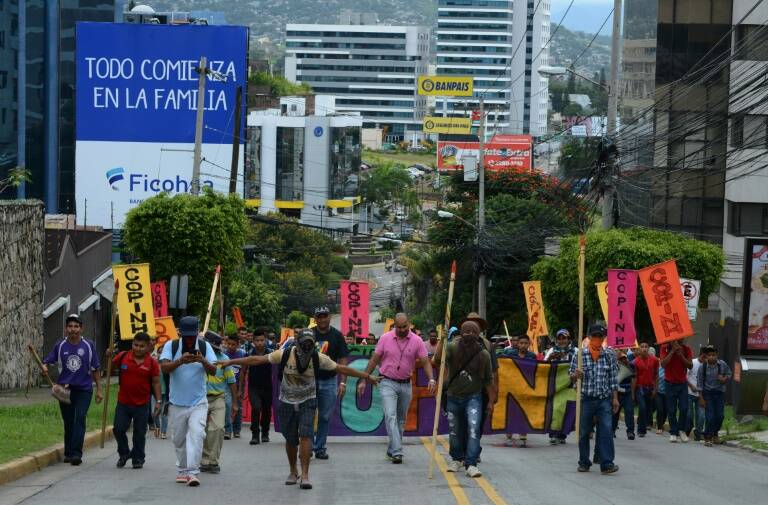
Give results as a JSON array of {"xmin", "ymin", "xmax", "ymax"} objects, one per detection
[{"xmin": 2, "ymin": 428, "xmax": 765, "ymax": 505}]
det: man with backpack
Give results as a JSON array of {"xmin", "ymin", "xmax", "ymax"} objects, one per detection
[
  {"xmin": 220, "ymin": 329, "xmax": 378, "ymax": 490},
  {"xmin": 697, "ymin": 345, "xmax": 732, "ymax": 446},
  {"xmin": 159, "ymin": 316, "xmax": 218, "ymax": 487},
  {"xmin": 111, "ymin": 331, "xmax": 161, "ymax": 469}
]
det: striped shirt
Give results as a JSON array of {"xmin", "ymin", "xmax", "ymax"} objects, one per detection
[
  {"xmin": 569, "ymin": 348, "xmax": 619, "ymax": 399},
  {"xmin": 206, "ymin": 350, "xmax": 236, "ymax": 396}
]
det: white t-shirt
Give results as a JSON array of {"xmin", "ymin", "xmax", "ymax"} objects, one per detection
[{"xmin": 687, "ymin": 358, "xmax": 703, "ymax": 397}]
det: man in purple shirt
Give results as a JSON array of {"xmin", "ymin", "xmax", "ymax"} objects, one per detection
[
  {"xmin": 358, "ymin": 313, "xmax": 435, "ymax": 464},
  {"xmin": 42, "ymin": 314, "xmax": 102, "ymax": 465}
]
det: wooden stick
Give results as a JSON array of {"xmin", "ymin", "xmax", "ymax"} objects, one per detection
[
  {"xmin": 27, "ymin": 344, "xmax": 55, "ymax": 388},
  {"xmin": 100, "ymin": 279, "xmax": 119, "ymax": 448},
  {"xmin": 202, "ymin": 265, "xmax": 222, "ymax": 334},
  {"xmin": 428, "ymin": 260, "xmax": 457, "ymax": 479},
  {"xmin": 502, "ymin": 320, "xmax": 513, "ymax": 347},
  {"xmin": 575, "ymin": 234, "xmax": 586, "ymax": 436}
]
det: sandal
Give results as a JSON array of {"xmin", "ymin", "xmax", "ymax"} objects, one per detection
[
  {"xmin": 299, "ymin": 478, "xmax": 313, "ymax": 490},
  {"xmin": 285, "ymin": 473, "xmax": 299, "ymax": 485}
]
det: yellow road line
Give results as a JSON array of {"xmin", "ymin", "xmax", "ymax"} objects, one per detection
[
  {"xmin": 436, "ymin": 436, "xmax": 508, "ymax": 505},
  {"xmin": 420, "ymin": 436, "xmax": 470, "ymax": 505}
]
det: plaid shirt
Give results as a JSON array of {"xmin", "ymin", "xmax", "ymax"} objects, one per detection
[{"xmin": 569, "ymin": 348, "xmax": 619, "ymax": 399}]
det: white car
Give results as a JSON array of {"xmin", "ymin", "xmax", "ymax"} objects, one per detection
[
  {"xmin": 378, "ymin": 232, "xmax": 402, "ymax": 246},
  {"xmin": 394, "ymin": 211, "xmax": 407, "ymax": 221},
  {"xmin": 407, "ymin": 166, "xmax": 424, "ymax": 178}
]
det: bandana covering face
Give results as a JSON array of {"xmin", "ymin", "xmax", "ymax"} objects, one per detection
[{"xmin": 589, "ymin": 337, "xmax": 603, "ymax": 362}]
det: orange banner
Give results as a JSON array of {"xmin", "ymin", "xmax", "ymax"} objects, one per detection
[
  {"xmin": 522, "ymin": 281, "xmax": 549, "ymax": 353},
  {"xmin": 154, "ymin": 316, "xmax": 178, "ymax": 350},
  {"xmin": 279, "ymin": 327, "xmax": 294, "ymax": 345},
  {"xmin": 232, "ymin": 307, "xmax": 244, "ymax": 328},
  {"xmin": 638, "ymin": 260, "xmax": 693, "ymax": 344}
]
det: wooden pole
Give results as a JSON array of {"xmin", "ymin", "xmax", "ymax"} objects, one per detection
[
  {"xmin": 202, "ymin": 265, "xmax": 222, "ymax": 334},
  {"xmin": 100, "ymin": 279, "xmax": 119, "ymax": 448},
  {"xmin": 502, "ymin": 320, "xmax": 513, "ymax": 347},
  {"xmin": 575, "ymin": 235, "xmax": 586, "ymax": 436},
  {"xmin": 428, "ymin": 260, "xmax": 457, "ymax": 479}
]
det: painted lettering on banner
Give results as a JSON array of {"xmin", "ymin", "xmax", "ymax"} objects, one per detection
[
  {"xmin": 150, "ymin": 280, "xmax": 168, "ymax": 318},
  {"xmin": 340, "ymin": 280, "xmax": 370, "ymax": 341},
  {"xmin": 113, "ymin": 263, "xmax": 156, "ymax": 340},
  {"xmin": 596, "ymin": 281, "xmax": 609, "ymax": 321},
  {"xmin": 522, "ymin": 281, "xmax": 549, "ymax": 340},
  {"xmin": 639, "ymin": 260, "xmax": 693, "ymax": 344},
  {"xmin": 607, "ymin": 269, "xmax": 638, "ymax": 348},
  {"xmin": 154, "ymin": 316, "xmax": 178, "ymax": 350}
]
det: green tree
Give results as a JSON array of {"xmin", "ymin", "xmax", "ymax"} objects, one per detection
[
  {"xmin": 228, "ymin": 267, "xmax": 283, "ymax": 328},
  {"xmin": 359, "ymin": 162, "xmax": 413, "ymax": 208},
  {"xmin": 123, "ymin": 189, "xmax": 247, "ymax": 315},
  {"xmin": 249, "ymin": 71, "xmax": 312, "ymax": 96},
  {"xmin": 286, "ymin": 310, "xmax": 309, "ymax": 328},
  {"xmin": 530, "ymin": 228, "xmax": 725, "ymax": 340},
  {"xmin": 278, "ymin": 269, "xmax": 326, "ymax": 315},
  {"xmin": 567, "ymin": 68, "xmax": 577, "ymax": 94},
  {"xmin": 559, "ymin": 138, "xmax": 602, "ymax": 179},
  {"xmin": 562, "ymin": 102, "xmax": 584, "ymax": 116}
]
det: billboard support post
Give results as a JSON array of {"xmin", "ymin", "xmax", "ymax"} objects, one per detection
[
  {"xmin": 229, "ymin": 85, "xmax": 243, "ymax": 194},
  {"xmin": 478, "ymin": 97, "xmax": 487, "ymax": 319},
  {"xmin": 191, "ymin": 56, "xmax": 207, "ymax": 196}
]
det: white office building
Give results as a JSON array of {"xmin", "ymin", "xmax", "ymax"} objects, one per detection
[
  {"xmin": 284, "ymin": 22, "xmax": 430, "ymax": 142},
  {"xmin": 436, "ymin": 0, "xmax": 550, "ymax": 136}
]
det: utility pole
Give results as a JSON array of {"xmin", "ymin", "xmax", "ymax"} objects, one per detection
[
  {"xmin": 229, "ymin": 85, "xmax": 243, "ymax": 194},
  {"xmin": 477, "ymin": 97, "xmax": 487, "ymax": 319},
  {"xmin": 603, "ymin": 0, "xmax": 622, "ymax": 229},
  {"xmin": 191, "ymin": 56, "xmax": 207, "ymax": 196}
]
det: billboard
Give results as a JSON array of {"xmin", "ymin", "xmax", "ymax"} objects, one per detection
[
  {"xmin": 741, "ymin": 239, "xmax": 768, "ymax": 355},
  {"xmin": 417, "ymin": 76, "xmax": 473, "ymax": 96},
  {"xmin": 75, "ymin": 22, "xmax": 248, "ymax": 228},
  {"xmin": 437, "ymin": 134, "xmax": 532, "ymax": 172},
  {"xmin": 422, "ymin": 116, "xmax": 471, "ymax": 134}
]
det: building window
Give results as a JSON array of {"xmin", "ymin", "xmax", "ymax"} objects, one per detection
[
  {"xmin": 245, "ymin": 127, "xmax": 261, "ymax": 200},
  {"xmin": 731, "ymin": 114, "xmax": 768, "ymax": 149},
  {"xmin": 736, "ymin": 24, "xmax": 768, "ymax": 61},
  {"xmin": 329, "ymin": 127, "xmax": 361, "ymax": 199},
  {"xmin": 729, "ymin": 202, "xmax": 768, "ymax": 236},
  {"xmin": 276, "ymin": 127, "xmax": 305, "ymax": 201},
  {"xmin": 0, "ymin": 70, "xmax": 6, "ymax": 89}
]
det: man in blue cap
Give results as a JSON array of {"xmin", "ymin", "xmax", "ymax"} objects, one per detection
[{"xmin": 159, "ymin": 316, "xmax": 217, "ymax": 486}]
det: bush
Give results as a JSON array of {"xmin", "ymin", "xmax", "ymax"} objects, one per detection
[
  {"xmin": 331, "ymin": 255, "xmax": 353, "ymax": 277},
  {"xmin": 286, "ymin": 310, "xmax": 309, "ymax": 328}
]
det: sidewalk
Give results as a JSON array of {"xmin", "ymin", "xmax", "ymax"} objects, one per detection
[
  {"xmin": 724, "ymin": 429, "xmax": 768, "ymax": 456},
  {"xmin": 0, "ymin": 387, "xmax": 55, "ymax": 407}
]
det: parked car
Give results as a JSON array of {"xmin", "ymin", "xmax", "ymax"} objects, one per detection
[
  {"xmin": 394, "ymin": 211, "xmax": 407, "ymax": 222},
  {"xmin": 408, "ymin": 145, "xmax": 427, "ymax": 152},
  {"xmin": 407, "ymin": 166, "xmax": 424, "ymax": 179},
  {"xmin": 378, "ymin": 232, "xmax": 402, "ymax": 246},
  {"xmin": 413, "ymin": 163, "xmax": 433, "ymax": 173}
]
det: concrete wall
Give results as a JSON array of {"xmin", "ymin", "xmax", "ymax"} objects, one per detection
[{"xmin": 0, "ymin": 201, "xmax": 45, "ymax": 390}]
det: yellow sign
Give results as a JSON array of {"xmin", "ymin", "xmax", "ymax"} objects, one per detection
[
  {"xmin": 384, "ymin": 318, "xmax": 395, "ymax": 333},
  {"xmin": 422, "ymin": 116, "xmax": 472, "ymax": 134},
  {"xmin": 417, "ymin": 76, "xmax": 473, "ymax": 96},
  {"xmin": 523, "ymin": 281, "xmax": 549, "ymax": 340},
  {"xmin": 154, "ymin": 316, "xmax": 178, "ymax": 350},
  {"xmin": 596, "ymin": 281, "xmax": 609, "ymax": 322},
  {"xmin": 113, "ymin": 264, "xmax": 156, "ymax": 341},
  {"xmin": 279, "ymin": 327, "xmax": 294, "ymax": 345},
  {"xmin": 308, "ymin": 317, "xmax": 317, "ymax": 329}
]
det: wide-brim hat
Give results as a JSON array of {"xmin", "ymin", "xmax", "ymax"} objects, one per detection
[
  {"xmin": 459, "ymin": 312, "xmax": 488, "ymax": 332},
  {"xmin": 204, "ymin": 330, "xmax": 223, "ymax": 350}
]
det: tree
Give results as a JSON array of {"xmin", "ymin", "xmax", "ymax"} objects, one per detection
[
  {"xmin": 562, "ymin": 102, "xmax": 584, "ymax": 117},
  {"xmin": 567, "ymin": 67, "xmax": 577, "ymax": 94},
  {"xmin": 286, "ymin": 310, "xmax": 309, "ymax": 328},
  {"xmin": 228, "ymin": 267, "xmax": 283, "ymax": 328},
  {"xmin": 559, "ymin": 138, "xmax": 602, "ymax": 179},
  {"xmin": 249, "ymin": 71, "xmax": 312, "ymax": 96},
  {"xmin": 359, "ymin": 162, "xmax": 413, "ymax": 208},
  {"xmin": 123, "ymin": 189, "xmax": 247, "ymax": 315},
  {"xmin": 530, "ymin": 228, "xmax": 725, "ymax": 339}
]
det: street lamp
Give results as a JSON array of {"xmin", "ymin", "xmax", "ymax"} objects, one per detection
[
  {"xmin": 437, "ymin": 210, "xmax": 476, "ymax": 229},
  {"xmin": 537, "ymin": 66, "xmax": 608, "ymax": 91}
]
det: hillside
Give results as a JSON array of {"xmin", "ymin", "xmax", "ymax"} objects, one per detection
[{"xmin": 549, "ymin": 24, "xmax": 611, "ymax": 77}]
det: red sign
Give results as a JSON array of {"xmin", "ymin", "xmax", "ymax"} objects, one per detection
[
  {"xmin": 638, "ymin": 260, "xmax": 694, "ymax": 344},
  {"xmin": 150, "ymin": 281, "xmax": 168, "ymax": 318},
  {"xmin": 437, "ymin": 134, "xmax": 532, "ymax": 172},
  {"xmin": 340, "ymin": 280, "xmax": 370, "ymax": 341}
]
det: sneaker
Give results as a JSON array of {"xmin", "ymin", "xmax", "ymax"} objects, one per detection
[
  {"xmin": 187, "ymin": 475, "xmax": 200, "ymax": 487},
  {"xmin": 314, "ymin": 450, "xmax": 329, "ymax": 460},
  {"xmin": 234, "ymin": 432, "xmax": 241, "ymax": 439},
  {"xmin": 679, "ymin": 432, "xmax": 689, "ymax": 443},
  {"xmin": 577, "ymin": 464, "xmax": 590, "ymax": 472},
  {"xmin": 504, "ymin": 438, "xmax": 515, "ymax": 447},
  {"xmin": 116, "ymin": 456, "xmax": 129, "ymax": 468},
  {"xmin": 208, "ymin": 465, "xmax": 220, "ymax": 474},
  {"xmin": 713, "ymin": 436, "xmax": 721, "ymax": 445},
  {"xmin": 447, "ymin": 460, "xmax": 463, "ymax": 473},
  {"xmin": 638, "ymin": 433, "xmax": 646, "ymax": 438},
  {"xmin": 549, "ymin": 437, "xmax": 558, "ymax": 445},
  {"xmin": 224, "ymin": 433, "xmax": 232, "ymax": 440},
  {"xmin": 704, "ymin": 439, "xmax": 713, "ymax": 447},
  {"xmin": 559, "ymin": 438, "xmax": 566, "ymax": 444},
  {"xmin": 261, "ymin": 434, "xmax": 270, "ymax": 443},
  {"xmin": 63, "ymin": 457, "xmax": 72, "ymax": 463},
  {"xmin": 601, "ymin": 464, "xmax": 619, "ymax": 475},
  {"xmin": 465, "ymin": 465, "xmax": 482, "ymax": 478},
  {"xmin": 132, "ymin": 461, "xmax": 144, "ymax": 469},
  {"xmin": 199, "ymin": 464, "xmax": 212, "ymax": 473},
  {"xmin": 70, "ymin": 458, "xmax": 82, "ymax": 466},
  {"xmin": 176, "ymin": 473, "xmax": 188, "ymax": 484},
  {"xmin": 656, "ymin": 429, "xmax": 663, "ymax": 435},
  {"xmin": 250, "ymin": 435, "xmax": 260, "ymax": 445},
  {"xmin": 391, "ymin": 454, "xmax": 403, "ymax": 464},
  {"xmin": 627, "ymin": 433, "xmax": 636, "ymax": 440},
  {"xmin": 669, "ymin": 435, "xmax": 678, "ymax": 443},
  {"xmin": 160, "ymin": 433, "xmax": 168, "ymax": 439}
]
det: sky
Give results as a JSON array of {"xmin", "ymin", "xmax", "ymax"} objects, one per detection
[{"xmin": 551, "ymin": 0, "xmax": 615, "ymax": 34}]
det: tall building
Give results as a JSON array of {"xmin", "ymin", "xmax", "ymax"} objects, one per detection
[
  {"xmin": 0, "ymin": 1, "xmax": 115, "ymax": 211},
  {"xmin": 284, "ymin": 20, "xmax": 430, "ymax": 142},
  {"xmin": 435, "ymin": 0, "xmax": 549, "ymax": 136}
]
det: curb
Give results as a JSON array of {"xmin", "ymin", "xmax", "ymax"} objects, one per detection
[
  {"xmin": 723, "ymin": 439, "xmax": 768, "ymax": 458},
  {"xmin": 0, "ymin": 426, "xmax": 114, "ymax": 486}
]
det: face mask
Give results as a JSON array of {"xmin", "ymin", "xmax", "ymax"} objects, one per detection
[{"xmin": 430, "ymin": 337, "xmax": 438, "ymax": 344}]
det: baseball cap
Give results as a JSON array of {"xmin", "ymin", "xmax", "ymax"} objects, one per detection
[
  {"xmin": 65, "ymin": 313, "xmax": 82, "ymax": 325},
  {"xmin": 297, "ymin": 329, "xmax": 316, "ymax": 344},
  {"xmin": 314, "ymin": 306, "xmax": 330, "ymax": 316},
  {"xmin": 587, "ymin": 324, "xmax": 607, "ymax": 337},
  {"xmin": 556, "ymin": 328, "xmax": 571, "ymax": 338},
  {"xmin": 178, "ymin": 316, "xmax": 200, "ymax": 337}
]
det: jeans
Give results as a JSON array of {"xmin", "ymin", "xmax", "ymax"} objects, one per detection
[
  {"xmin": 313, "ymin": 378, "xmax": 338, "ymax": 453},
  {"xmin": 380, "ymin": 379, "xmax": 412, "ymax": 457},
  {"xmin": 655, "ymin": 392, "xmax": 667, "ymax": 431},
  {"xmin": 202, "ymin": 395, "xmax": 226, "ymax": 466},
  {"xmin": 613, "ymin": 391, "xmax": 635, "ymax": 434},
  {"xmin": 58, "ymin": 388, "xmax": 92, "ymax": 459},
  {"xmin": 113, "ymin": 402, "xmax": 150, "ymax": 463},
  {"xmin": 169, "ymin": 401, "xmax": 208, "ymax": 475},
  {"xmin": 665, "ymin": 381, "xmax": 689, "ymax": 436},
  {"xmin": 446, "ymin": 393, "xmax": 483, "ymax": 467},
  {"xmin": 248, "ymin": 387, "xmax": 272, "ymax": 436},
  {"xmin": 686, "ymin": 394, "xmax": 705, "ymax": 438},
  {"xmin": 158, "ymin": 394, "xmax": 169, "ymax": 434},
  {"xmin": 578, "ymin": 396, "xmax": 614, "ymax": 470},
  {"xmin": 636, "ymin": 386, "xmax": 654, "ymax": 434},
  {"xmin": 703, "ymin": 390, "xmax": 725, "ymax": 438},
  {"xmin": 224, "ymin": 388, "xmax": 242, "ymax": 435}
]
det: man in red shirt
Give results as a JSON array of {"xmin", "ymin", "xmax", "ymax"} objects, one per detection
[
  {"xmin": 633, "ymin": 342, "xmax": 659, "ymax": 437},
  {"xmin": 659, "ymin": 339, "xmax": 693, "ymax": 443},
  {"xmin": 112, "ymin": 331, "xmax": 161, "ymax": 469}
]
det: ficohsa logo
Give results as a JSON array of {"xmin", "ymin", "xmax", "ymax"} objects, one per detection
[{"xmin": 106, "ymin": 167, "xmax": 125, "ymax": 190}]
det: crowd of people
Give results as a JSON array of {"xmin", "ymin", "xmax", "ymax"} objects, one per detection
[{"xmin": 38, "ymin": 309, "xmax": 764, "ymax": 490}]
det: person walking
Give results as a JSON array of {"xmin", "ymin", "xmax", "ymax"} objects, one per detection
[
  {"xmin": 632, "ymin": 342, "xmax": 659, "ymax": 437},
  {"xmin": 220, "ymin": 329, "xmax": 377, "ymax": 490},
  {"xmin": 613, "ymin": 350, "xmax": 636, "ymax": 440},
  {"xmin": 358, "ymin": 313, "xmax": 436, "ymax": 464},
  {"xmin": 224, "ymin": 335, "xmax": 245, "ymax": 439},
  {"xmin": 200, "ymin": 331, "xmax": 238, "ymax": 474},
  {"xmin": 697, "ymin": 345, "xmax": 732, "ymax": 446},
  {"xmin": 241, "ymin": 330, "xmax": 273, "ymax": 445},
  {"xmin": 545, "ymin": 329, "xmax": 575, "ymax": 444},
  {"xmin": 158, "ymin": 316, "xmax": 218, "ymax": 486},
  {"xmin": 660, "ymin": 339, "xmax": 693, "ymax": 443},
  {"xmin": 432, "ymin": 321, "xmax": 496, "ymax": 478},
  {"xmin": 111, "ymin": 331, "xmax": 161, "ymax": 469},
  {"xmin": 502, "ymin": 334, "xmax": 537, "ymax": 447},
  {"xmin": 311, "ymin": 306, "xmax": 349, "ymax": 460},
  {"xmin": 569, "ymin": 324, "xmax": 619, "ymax": 475},
  {"xmin": 686, "ymin": 347, "xmax": 706, "ymax": 441},
  {"xmin": 41, "ymin": 314, "xmax": 102, "ymax": 466}
]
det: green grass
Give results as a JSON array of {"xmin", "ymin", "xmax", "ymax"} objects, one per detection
[
  {"xmin": 363, "ymin": 150, "xmax": 436, "ymax": 168},
  {"xmin": 0, "ymin": 385, "xmax": 118, "ymax": 465},
  {"xmin": 721, "ymin": 406, "xmax": 768, "ymax": 436}
]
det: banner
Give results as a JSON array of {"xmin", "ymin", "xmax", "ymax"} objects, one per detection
[
  {"xmin": 523, "ymin": 281, "xmax": 549, "ymax": 339},
  {"xmin": 679, "ymin": 278, "xmax": 701, "ymax": 322},
  {"xmin": 150, "ymin": 281, "xmax": 168, "ymax": 318},
  {"xmin": 340, "ymin": 280, "xmax": 370, "ymax": 341},
  {"xmin": 279, "ymin": 328, "xmax": 293, "ymax": 345},
  {"xmin": 422, "ymin": 116, "xmax": 471, "ymax": 134},
  {"xmin": 417, "ymin": 75, "xmax": 473, "ymax": 96},
  {"xmin": 112, "ymin": 264, "xmax": 156, "ymax": 340},
  {"xmin": 232, "ymin": 307, "xmax": 244, "ymax": 329},
  {"xmin": 596, "ymin": 281, "xmax": 609, "ymax": 321},
  {"xmin": 154, "ymin": 316, "xmax": 178, "ymax": 350},
  {"xmin": 639, "ymin": 260, "xmax": 693, "ymax": 344},
  {"xmin": 607, "ymin": 270, "xmax": 638, "ymax": 348},
  {"xmin": 740, "ymin": 241, "xmax": 768, "ymax": 353},
  {"xmin": 437, "ymin": 135, "xmax": 532, "ymax": 172}
]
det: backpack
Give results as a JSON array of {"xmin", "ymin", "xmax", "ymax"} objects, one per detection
[
  {"xmin": 277, "ymin": 344, "xmax": 320, "ymax": 391},
  {"xmin": 165, "ymin": 338, "xmax": 211, "ymax": 397}
]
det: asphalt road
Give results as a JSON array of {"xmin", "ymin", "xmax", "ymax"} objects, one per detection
[{"xmin": 2, "ymin": 426, "xmax": 765, "ymax": 505}]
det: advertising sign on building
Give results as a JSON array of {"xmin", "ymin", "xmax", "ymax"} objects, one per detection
[
  {"xmin": 741, "ymin": 240, "xmax": 768, "ymax": 354},
  {"xmin": 437, "ymin": 135, "xmax": 532, "ymax": 172},
  {"xmin": 422, "ymin": 116, "xmax": 471, "ymax": 134},
  {"xmin": 75, "ymin": 22, "xmax": 248, "ymax": 228},
  {"xmin": 417, "ymin": 76, "xmax": 473, "ymax": 96}
]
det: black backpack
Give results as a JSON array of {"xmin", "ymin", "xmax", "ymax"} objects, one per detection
[{"xmin": 277, "ymin": 344, "xmax": 320, "ymax": 391}]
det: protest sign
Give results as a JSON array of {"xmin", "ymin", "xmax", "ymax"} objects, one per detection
[
  {"xmin": 607, "ymin": 269, "xmax": 638, "ymax": 348},
  {"xmin": 639, "ymin": 260, "xmax": 693, "ymax": 344},
  {"xmin": 231, "ymin": 307, "xmax": 244, "ymax": 328},
  {"xmin": 523, "ymin": 281, "xmax": 549, "ymax": 340},
  {"xmin": 596, "ymin": 281, "xmax": 609, "ymax": 321},
  {"xmin": 154, "ymin": 316, "xmax": 178, "ymax": 350},
  {"xmin": 279, "ymin": 328, "xmax": 293, "ymax": 345},
  {"xmin": 340, "ymin": 280, "xmax": 370, "ymax": 340},
  {"xmin": 679, "ymin": 278, "xmax": 701, "ymax": 322},
  {"xmin": 150, "ymin": 281, "xmax": 168, "ymax": 318},
  {"xmin": 112, "ymin": 264, "xmax": 156, "ymax": 340}
]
